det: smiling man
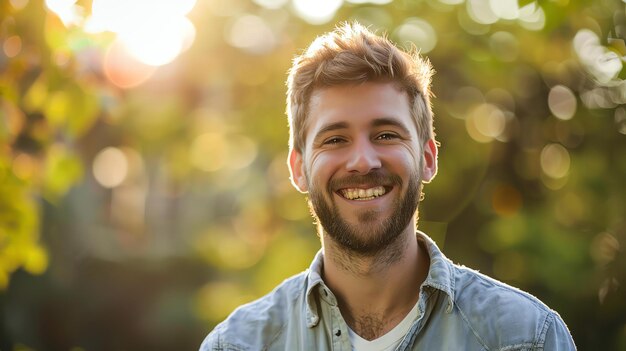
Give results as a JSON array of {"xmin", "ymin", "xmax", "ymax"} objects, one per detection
[{"xmin": 200, "ymin": 22, "xmax": 576, "ymax": 351}]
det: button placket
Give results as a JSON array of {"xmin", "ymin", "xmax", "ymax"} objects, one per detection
[{"xmin": 330, "ymin": 305, "xmax": 351, "ymax": 350}]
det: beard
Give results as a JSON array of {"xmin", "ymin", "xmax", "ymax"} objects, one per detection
[{"xmin": 307, "ymin": 168, "xmax": 422, "ymax": 256}]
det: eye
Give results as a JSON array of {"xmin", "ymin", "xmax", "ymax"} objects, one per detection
[
  {"xmin": 323, "ymin": 137, "xmax": 345, "ymax": 145},
  {"xmin": 376, "ymin": 132, "xmax": 399, "ymax": 141}
]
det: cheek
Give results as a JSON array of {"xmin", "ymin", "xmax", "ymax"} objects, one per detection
[
  {"xmin": 380, "ymin": 147, "xmax": 420, "ymax": 169},
  {"xmin": 310, "ymin": 151, "xmax": 337, "ymax": 171},
  {"xmin": 308, "ymin": 153, "xmax": 342, "ymax": 185}
]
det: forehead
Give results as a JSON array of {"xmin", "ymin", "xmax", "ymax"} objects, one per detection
[{"xmin": 306, "ymin": 82, "xmax": 413, "ymax": 133}]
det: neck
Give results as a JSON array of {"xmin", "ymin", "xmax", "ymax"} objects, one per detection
[
  {"xmin": 321, "ymin": 228, "xmax": 430, "ymax": 340},
  {"xmin": 326, "ymin": 227, "xmax": 410, "ymax": 276}
]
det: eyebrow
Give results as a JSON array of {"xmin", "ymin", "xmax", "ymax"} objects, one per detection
[
  {"xmin": 312, "ymin": 121, "xmax": 349, "ymax": 142},
  {"xmin": 371, "ymin": 117, "xmax": 412, "ymax": 135}
]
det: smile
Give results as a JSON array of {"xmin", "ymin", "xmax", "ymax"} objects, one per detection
[{"xmin": 339, "ymin": 186, "xmax": 387, "ymax": 201}]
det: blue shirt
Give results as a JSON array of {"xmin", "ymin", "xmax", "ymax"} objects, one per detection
[{"xmin": 200, "ymin": 232, "xmax": 576, "ymax": 350}]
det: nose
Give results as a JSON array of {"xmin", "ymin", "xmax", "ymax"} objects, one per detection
[{"xmin": 345, "ymin": 138, "xmax": 382, "ymax": 174}]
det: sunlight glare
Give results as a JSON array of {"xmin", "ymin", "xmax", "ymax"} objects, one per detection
[
  {"xmin": 346, "ymin": 0, "xmax": 393, "ymax": 4},
  {"xmin": 93, "ymin": 147, "xmax": 129, "ymax": 188},
  {"xmin": 548, "ymin": 85, "xmax": 577, "ymax": 120},
  {"xmin": 3, "ymin": 36, "xmax": 22, "ymax": 58},
  {"xmin": 292, "ymin": 0, "xmax": 343, "ymax": 25},
  {"xmin": 103, "ymin": 41, "xmax": 156, "ymax": 88},
  {"xmin": 45, "ymin": 0, "xmax": 82, "ymax": 27},
  {"xmin": 465, "ymin": 103, "xmax": 506, "ymax": 142},
  {"xmin": 120, "ymin": 17, "xmax": 195, "ymax": 66},
  {"xmin": 252, "ymin": 0, "xmax": 289, "ymax": 9},
  {"xmin": 518, "ymin": 3, "xmax": 545, "ymax": 31},
  {"xmin": 540, "ymin": 143, "xmax": 570, "ymax": 179},
  {"xmin": 467, "ymin": 0, "xmax": 498, "ymax": 25},
  {"xmin": 393, "ymin": 18, "xmax": 437, "ymax": 54},
  {"xmin": 87, "ymin": 0, "xmax": 197, "ymax": 66},
  {"xmin": 10, "ymin": 0, "xmax": 29, "ymax": 10},
  {"xmin": 227, "ymin": 15, "xmax": 276, "ymax": 55},
  {"xmin": 574, "ymin": 29, "xmax": 623, "ymax": 84},
  {"xmin": 488, "ymin": 0, "xmax": 519, "ymax": 20}
]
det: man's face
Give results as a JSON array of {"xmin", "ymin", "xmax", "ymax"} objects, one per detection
[{"xmin": 289, "ymin": 82, "xmax": 437, "ymax": 255}]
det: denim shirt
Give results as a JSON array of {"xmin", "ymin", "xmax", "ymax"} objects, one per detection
[{"xmin": 200, "ymin": 232, "xmax": 576, "ymax": 350}]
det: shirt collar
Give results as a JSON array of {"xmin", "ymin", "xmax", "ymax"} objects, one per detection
[
  {"xmin": 305, "ymin": 249, "xmax": 326, "ymax": 327},
  {"xmin": 304, "ymin": 231, "xmax": 456, "ymax": 327},
  {"xmin": 417, "ymin": 231, "xmax": 456, "ymax": 312}
]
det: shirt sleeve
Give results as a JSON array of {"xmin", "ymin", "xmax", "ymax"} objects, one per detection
[
  {"xmin": 200, "ymin": 325, "xmax": 248, "ymax": 351},
  {"xmin": 198, "ymin": 330, "xmax": 217, "ymax": 351},
  {"xmin": 542, "ymin": 312, "xmax": 576, "ymax": 350}
]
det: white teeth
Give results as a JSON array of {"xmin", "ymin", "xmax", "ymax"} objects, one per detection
[{"xmin": 341, "ymin": 186, "xmax": 386, "ymax": 200}]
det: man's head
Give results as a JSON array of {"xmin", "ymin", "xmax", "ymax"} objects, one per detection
[
  {"xmin": 286, "ymin": 22, "xmax": 438, "ymax": 255},
  {"xmin": 286, "ymin": 22, "xmax": 435, "ymax": 155}
]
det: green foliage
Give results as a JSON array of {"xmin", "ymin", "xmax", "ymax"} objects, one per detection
[
  {"xmin": 0, "ymin": 159, "xmax": 46, "ymax": 288},
  {"xmin": 0, "ymin": 0, "xmax": 625, "ymax": 350}
]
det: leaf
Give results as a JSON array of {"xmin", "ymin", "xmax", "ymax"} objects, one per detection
[
  {"xmin": 0, "ymin": 98, "xmax": 26, "ymax": 144},
  {"xmin": 0, "ymin": 162, "xmax": 42, "ymax": 289},
  {"xmin": 66, "ymin": 83, "xmax": 99, "ymax": 137},
  {"xmin": 42, "ymin": 83, "xmax": 99, "ymax": 136},
  {"xmin": 23, "ymin": 75, "xmax": 48, "ymax": 113},
  {"xmin": 42, "ymin": 144, "xmax": 84, "ymax": 202},
  {"xmin": 22, "ymin": 245, "xmax": 48, "ymax": 275},
  {"xmin": 44, "ymin": 90, "xmax": 71, "ymax": 127}
]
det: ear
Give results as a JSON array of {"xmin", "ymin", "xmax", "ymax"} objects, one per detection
[
  {"xmin": 421, "ymin": 139, "xmax": 438, "ymax": 183},
  {"xmin": 288, "ymin": 148, "xmax": 308, "ymax": 193}
]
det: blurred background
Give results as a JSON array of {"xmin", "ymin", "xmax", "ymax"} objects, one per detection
[{"xmin": 0, "ymin": 0, "xmax": 625, "ymax": 349}]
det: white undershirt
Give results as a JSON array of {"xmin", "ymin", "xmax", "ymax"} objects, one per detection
[{"xmin": 347, "ymin": 300, "xmax": 420, "ymax": 351}]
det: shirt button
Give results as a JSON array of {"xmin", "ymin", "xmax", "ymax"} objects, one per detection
[{"xmin": 335, "ymin": 330, "xmax": 341, "ymax": 337}]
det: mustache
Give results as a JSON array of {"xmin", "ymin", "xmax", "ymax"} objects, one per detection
[{"xmin": 328, "ymin": 170, "xmax": 403, "ymax": 191}]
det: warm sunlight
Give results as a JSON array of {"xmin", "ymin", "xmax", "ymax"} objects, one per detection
[
  {"xmin": 292, "ymin": 0, "xmax": 344, "ymax": 24},
  {"xmin": 43, "ymin": 0, "xmax": 198, "ymax": 88},
  {"xmin": 7, "ymin": 1, "xmax": 625, "ymax": 349},
  {"xmin": 45, "ymin": 0, "xmax": 82, "ymax": 26},
  {"xmin": 86, "ymin": 0, "xmax": 197, "ymax": 66}
]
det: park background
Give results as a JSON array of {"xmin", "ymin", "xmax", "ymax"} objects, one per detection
[{"xmin": 1, "ymin": 0, "xmax": 625, "ymax": 349}]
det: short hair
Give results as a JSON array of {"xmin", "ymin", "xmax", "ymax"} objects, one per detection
[{"xmin": 286, "ymin": 21, "xmax": 435, "ymax": 153}]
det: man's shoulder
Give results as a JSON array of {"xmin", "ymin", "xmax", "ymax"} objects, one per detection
[
  {"xmin": 452, "ymin": 264, "xmax": 568, "ymax": 349},
  {"xmin": 453, "ymin": 264, "xmax": 553, "ymax": 315},
  {"xmin": 199, "ymin": 271, "xmax": 308, "ymax": 351}
]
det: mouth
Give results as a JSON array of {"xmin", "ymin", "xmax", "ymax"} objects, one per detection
[{"xmin": 337, "ymin": 186, "xmax": 391, "ymax": 201}]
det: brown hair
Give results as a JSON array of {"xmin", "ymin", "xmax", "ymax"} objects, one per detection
[{"xmin": 286, "ymin": 21, "xmax": 435, "ymax": 153}]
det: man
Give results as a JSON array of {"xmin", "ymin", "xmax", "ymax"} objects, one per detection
[{"xmin": 200, "ymin": 22, "xmax": 576, "ymax": 350}]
